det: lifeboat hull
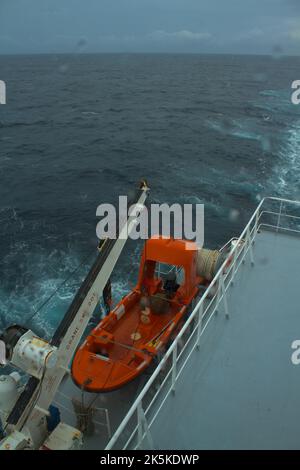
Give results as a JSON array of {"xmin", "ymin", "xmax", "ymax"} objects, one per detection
[
  {"xmin": 71, "ymin": 291, "xmax": 193, "ymax": 393},
  {"xmin": 71, "ymin": 346, "xmax": 152, "ymax": 393},
  {"xmin": 71, "ymin": 237, "xmax": 202, "ymax": 393}
]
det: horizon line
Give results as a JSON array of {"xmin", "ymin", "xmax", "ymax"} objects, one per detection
[{"xmin": 0, "ymin": 50, "xmax": 298, "ymax": 58}]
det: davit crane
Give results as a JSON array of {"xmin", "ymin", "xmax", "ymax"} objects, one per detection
[{"xmin": 0, "ymin": 181, "xmax": 149, "ymax": 450}]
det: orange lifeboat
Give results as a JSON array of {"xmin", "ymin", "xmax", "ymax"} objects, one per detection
[{"xmin": 71, "ymin": 237, "xmax": 204, "ymax": 393}]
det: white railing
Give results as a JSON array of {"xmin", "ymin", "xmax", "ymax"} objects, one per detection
[{"xmin": 105, "ymin": 196, "xmax": 300, "ymax": 450}]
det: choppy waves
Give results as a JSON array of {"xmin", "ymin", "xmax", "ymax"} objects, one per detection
[
  {"xmin": 1, "ymin": 54, "xmax": 300, "ymax": 336},
  {"xmin": 275, "ymin": 121, "xmax": 300, "ymax": 198}
]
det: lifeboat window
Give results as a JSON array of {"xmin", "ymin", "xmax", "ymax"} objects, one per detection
[{"xmin": 155, "ymin": 263, "xmax": 185, "ymax": 285}]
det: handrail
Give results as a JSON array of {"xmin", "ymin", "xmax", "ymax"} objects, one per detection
[{"xmin": 105, "ymin": 196, "xmax": 300, "ymax": 450}]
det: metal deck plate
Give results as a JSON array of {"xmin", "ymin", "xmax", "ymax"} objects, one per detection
[{"xmin": 147, "ymin": 229, "xmax": 300, "ymax": 449}]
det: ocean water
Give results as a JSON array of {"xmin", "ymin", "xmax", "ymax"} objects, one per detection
[{"xmin": 0, "ymin": 53, "xmax": 300, "ymax": 338}]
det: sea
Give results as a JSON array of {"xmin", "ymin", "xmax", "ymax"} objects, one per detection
[{"xmin": 0, "ymin": 53, "xmax": 300, "ymax": 339}]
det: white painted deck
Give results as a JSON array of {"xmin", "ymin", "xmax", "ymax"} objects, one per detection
[{"xmin": 142, "ymin": 229, "xmax": 300, "ymax": 449}]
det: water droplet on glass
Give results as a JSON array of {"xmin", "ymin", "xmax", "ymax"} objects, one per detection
[
  {"xmin": 76, "ymin": 37, "xmax": 88, "ymax": 52},
  {"xmin": 229, "ymin": 209, "xmax": 240, "ymax": 222},
  {"xmin": 272, "ymin": 44, "xmax": 283, "ymax": 60},
  {"xmin": 59, "ymin": 64, "xmax": 69, "ymax": 73}
]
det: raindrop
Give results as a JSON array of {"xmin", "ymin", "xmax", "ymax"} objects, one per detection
[
  {"xmin": 76, "ymin": 37, "xmax": 88, "ymax": 52},
  {"xmin": 229, "ymin": 209, "xmax": 240, "ymax": 222},
  {"xmin": 59, "ymin": 63, "xmax": 69, "ymax": 73},
  {"xmin": 272, "ymin": 44, "xmax": 283, "ymax": 60}
]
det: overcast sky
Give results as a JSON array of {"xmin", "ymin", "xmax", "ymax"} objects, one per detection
[{"xmin": 0, "ymin": 0, "xmax": 300, "ymax": 55}]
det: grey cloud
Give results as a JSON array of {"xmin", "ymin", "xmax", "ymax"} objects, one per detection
[
  {"xmin": 149, "ymin": 30, "xmax": 212, "ymax": 42},
  {"xmin": 1, "ymin": 0, "xmax": 300, "ymax": 55}
]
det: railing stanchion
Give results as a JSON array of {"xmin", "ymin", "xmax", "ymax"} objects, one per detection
[
  {"xmin": 196, "ymin": 303, "xmax": 204, "ymax": 350},
  {"xmin": 253, "ymin": 210, "xmax": 260, "ymax": 243},
  {"xmin": 137, "ymin": 402, "xmax": 143, "ymax": 448},
  {"xmin": 215, "ymin": 278, "xmax": 221, "ymax": 314},
  {"xmin": 137, "ymin": 402, "xmax": 153, "ymax": 450},
  {"xmin": 230, "ymin": 247, "xmax": 237, "ymax": 286},
  {"xmin": 171, "ymin": 342, "xmax": 178, "ymax": 394},
  {"xmin": 105, "ymin": 409, "xmax": 112, "ymax": 439},
  {"xmin": 220, "ymin": 275, "xmax": 229, "ymax": 318},
  {"xmin": 276, "ymin": 201, "xmax": 283, "ymax": 232},
  {"xmin": 246, "ymin": 226, "xmax": 254, "ymax": 266}
]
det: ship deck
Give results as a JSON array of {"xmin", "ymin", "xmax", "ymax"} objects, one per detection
[
  {"xmin": 140, "ymin": 228, "xmax": 300, "ymax": 449},
  {"xmin": 54, "ymin": 197, "xmax": 300, "ymax": 451}
]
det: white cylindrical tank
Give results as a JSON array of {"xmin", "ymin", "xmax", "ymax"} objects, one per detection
[{"xmin": 11, "ymin": 331, "xmax": 56, "ymax": 379}]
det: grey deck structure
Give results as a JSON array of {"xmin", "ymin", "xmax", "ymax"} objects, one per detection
[
  {"xmin": 145, "ymin": 229, "xmax": 300, "ymax": 450},
  {"xmin": 53, "ymin": 198, "xmax": 300, "ymax": 451}
]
